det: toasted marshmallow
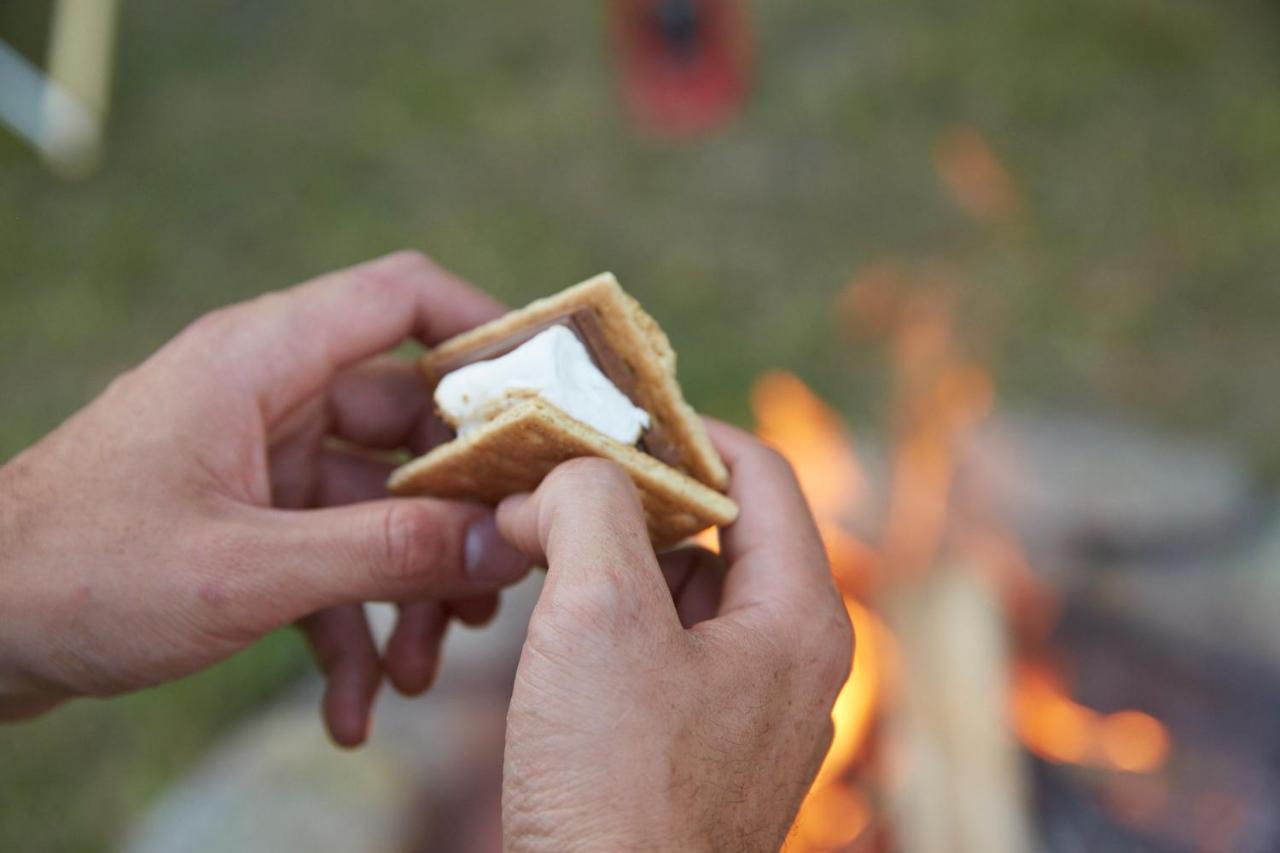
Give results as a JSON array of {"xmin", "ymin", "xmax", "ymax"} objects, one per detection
[{"xmin": 435, "ymin": 325, "xmax": 651, "ymax": 444}]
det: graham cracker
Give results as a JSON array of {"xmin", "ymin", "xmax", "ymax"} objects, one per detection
[
  {"xmin": 419, "ymin": 272, "xmax": 729, "ymax": 490},
  {"xmin": 388, "ymin": 398, "xmax": 738, "ymax": 548}
]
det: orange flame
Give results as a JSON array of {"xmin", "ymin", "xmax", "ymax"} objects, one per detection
[
  {"xmin": 749, "ymin": 372, "xmax": 889, "ymax": 850},
  {"xmin": 748, "ymin": 304, "xmax": 1172, "ymax": 851},
  {"xmin": 1101, "ymin": 710, "xmax": 1171, "ymax": 774},
  {"xmin": 879, "ymin": 284, "xmax": 995, "ymax": 576},
  {"xmin": 787, "ymin": 782, "xmax": 872, "ymax": 852},
  {"xmin": 748, "ymin": 372, "xmax": 889, "ymax": 773},
  {"xmin": 933, "ymin": 125, "xmax": 1021, "ymax": 221},
  {"xmin": 752, "ymin": 371, "xmax": 881, "ymax": 597},
  {"xmin": 753, "ymin": 371, "xmax": 866, "ymax": 520},
  {"xmin": 1012, "ymin": 662, "xmax": 1170, "ymax": 774},
  {"xmin": 816, "ymin": 599, "xmax": 893, "ymax": 785}
]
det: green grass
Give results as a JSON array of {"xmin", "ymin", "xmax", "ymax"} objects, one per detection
[{"xmin": 2, "ymin": 0, "xmax": 1279, "ymax": 848}]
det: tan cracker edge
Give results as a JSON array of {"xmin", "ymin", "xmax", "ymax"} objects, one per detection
[
  {"xmin": 388, "ymin": 398, "xmax": 739, "ymax": 548},
  {"xmin": 419, "ymin": 272, "xmax": 729, "ymax": 490}
]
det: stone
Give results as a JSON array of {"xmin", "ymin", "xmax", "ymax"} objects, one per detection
[{"xmin": 955, "ymin": 411, "xmax": 1255, "ymax": 572}]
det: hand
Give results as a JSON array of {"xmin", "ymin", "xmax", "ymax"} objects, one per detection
[
  {"xmin": 496, "ymin": 421, "xmax": 853, "ymax": 852},
  {"xmin": 0, "ymin": 251, "xmax": 530, "ymax": 744}
]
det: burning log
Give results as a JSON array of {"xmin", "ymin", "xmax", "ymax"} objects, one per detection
[
  {"xmin": 760, "ymin": 259, "xmax": 1245, "ymax": 852},
  {"xmin": 880, "ymin": 567, "xmax": 1032, "ymax": 853}
]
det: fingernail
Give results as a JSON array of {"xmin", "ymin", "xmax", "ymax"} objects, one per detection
[{"xmin": 465, "ymin": 514, "xmax": 528, "ymax": 585}]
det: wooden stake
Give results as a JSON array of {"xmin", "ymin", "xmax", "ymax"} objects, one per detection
[{"xmin": 42, "ymin": 0, "xmax": 120, "ymax": 177}]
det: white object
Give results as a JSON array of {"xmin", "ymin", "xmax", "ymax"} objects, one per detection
[
  {"xmin": 0, "ymin": 0, "xmax": 119, "ymax": 178},
  {"xmin": 435, "ymin": 325, "xmax": 651, "ymax": 444}
]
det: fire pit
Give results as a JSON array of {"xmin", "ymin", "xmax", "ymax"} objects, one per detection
[{"xmin": 755, "ymin": 266, "xmax": 1280, "ymax": 852}]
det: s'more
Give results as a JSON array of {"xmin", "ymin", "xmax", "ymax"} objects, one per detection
[{"xmin": 387, "ymin": 273, "xmax": 739, "ymax": 547}]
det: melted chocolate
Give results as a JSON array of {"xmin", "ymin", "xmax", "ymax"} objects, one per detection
[{"xmin": 432, "ymin": 309, "xmax": 683, "ymax": 468}]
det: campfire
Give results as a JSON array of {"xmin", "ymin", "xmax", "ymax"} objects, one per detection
[
  {"xmin": 697, "ymin": 127, "xmax": 1277, "ymax": 853},
  {"xmin": 717, "ymin": 261, "xmax": 1233, "ymax": 852}
]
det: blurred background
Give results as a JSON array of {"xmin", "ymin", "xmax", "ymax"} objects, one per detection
[{"xmin": 3, "ymin": 1, "xmax": 1280, "ymax": 851}]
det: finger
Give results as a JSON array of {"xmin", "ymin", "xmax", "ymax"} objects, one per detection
[
  {"xmin": 234, "ymin": 501, "xmax": 530, "ymax": 622},
  {"xmin": 495, "ymin": 458, "xmax": 678, "ymax": 629},
  {"xmin": 314, "ymin": 447, "xmax": 395, "ymax": 506},
  {"xmin": 325, "ymin": 357, "xmax": 456, "ymax": 457},
  {"xmin": 299, "ymin": 605, "xmax": 381, "ymax": 748},
  {"xmin": 326, "ymin": 358, "xmax": 433, "ymax": 452},
  {"xmin": 447, "ymin": 592, "xmax": 501, "ymax": 627},
  {"xmin": 410, "ymin": 407, "xmax": 456, "ymax": 457},
  {"xmin": 657, "ymin": 547, "xmax": 725, "ymax": 629},
  {"xmin": 179, "ymin": 251, "xmax": 504, "ymax": 423},
  {"xmin": 702, "ymin": 419, "xmax": 836, "ymax": 621},
  {"xmin": 383, "ymin": 599, "xmax": 449, "ymax": 695}
]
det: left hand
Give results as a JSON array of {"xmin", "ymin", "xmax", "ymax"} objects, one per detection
[
  {"xmin": 496, "ymin": 424, "xmax": 853, "ymax": 851},
  {"xmin": 0, "ymin": 251, "xmax": 530, "ymax": 745}
]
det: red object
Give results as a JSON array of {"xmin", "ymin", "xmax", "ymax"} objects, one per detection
[{"xmin": 610, "ymin": 0, "xmax": 753, "ymax": 137}]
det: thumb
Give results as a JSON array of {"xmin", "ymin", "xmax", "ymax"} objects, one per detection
[
  {"xmin": 235, "ymin": 498, "xmax": 529, "ymax": 622},
  {"xmin": 496, "ymin": 458, "xmax": 678, "ymax": 630}
]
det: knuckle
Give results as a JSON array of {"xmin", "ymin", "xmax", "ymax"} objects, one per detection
[
  {"xmin": 813, "ymin": 603, "xmax": 854, "ymax": 697},
  {"xmin": 781, "ymin": 595, "xmax": 853, "ymax": 699},
  {"xmin": 758, "ymin": 442, "xmax": 800, "ymax": 480},
  {"xmin": 385, "ymin": 248, "xmax": 433, "ymax": 271},
  {"xmin": 756, "ymin": 440, "xmax": 789, "ymax": 466},
  {"xmin": 350, "ymin": 250, "xmax": 433, "ymax": 299},
  {"xmin": 253, "ymin": 289, "xmax": 291, "ymax": 314},
  {"xmin": 100, "ymin": 365, "xmax": 144, "ymax": 400},
  {"xmin": 350, "ymin": 262, "xmax": 399, "ymax": 298},
  {"xmin": 167, "ymin": 304, "xmax": 256, "ymax": 370},
  {"xmin": 742, "ymin": 435, "xmax": 802, "ymax": 483},
  {"xmin": 180, "ymin": 304, "xmax": 241, "ymax": 346},
  {"xmin": 753, "ymin": 616, "xmax": 802, "ymax": 671},
  {"xmin": 816, "ymin": 717, "xmax": 837, "ymax": 756},
  {"xmin": 376, "ymin": 502, "xmax": 448, "ymax": 588}
]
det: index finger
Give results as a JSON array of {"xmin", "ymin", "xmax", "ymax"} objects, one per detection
[
  {"xmin": 703, "ymin": 419, "xmax": 837, "ymax": 622},
  {"xmin": 182, "ymin": 251, "xmax": 504, "ymax": 423}
]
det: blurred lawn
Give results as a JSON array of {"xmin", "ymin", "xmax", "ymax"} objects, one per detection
[{"xmin": 2, "ymin": 0, "xmax": 1279, "ymax": 849}]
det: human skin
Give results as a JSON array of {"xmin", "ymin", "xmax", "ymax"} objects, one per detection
[
  {"xmin": 496, "ymin": 425, "xmax": 853, "ymax": 852},
  {"xmin": 0, "ymin": 251, "xmax": 531, "ymax": 743},
  {"xmin": 0, "ymin": 250, "xmax": 853, "ymax": 847}
]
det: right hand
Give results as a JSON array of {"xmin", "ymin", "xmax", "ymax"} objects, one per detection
[
  {"xmin": 0, "ymin": 251, "xmax": 530, "ymax": 742},
  {"xmin": 496, "ymin": 421, "xmax": 853, "ymax": 852}
]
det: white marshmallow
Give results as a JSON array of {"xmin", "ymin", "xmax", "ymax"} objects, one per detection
[{"xmin": 434, "ymin": 325, "xmax": 651, "ymax": 444}]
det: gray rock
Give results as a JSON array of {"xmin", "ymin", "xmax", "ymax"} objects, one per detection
[
  {"xmin": 954, "ymin": 411, "xmax": 1255, "ymax": 571},
  {"xmin": 1081, "ymin": 507, "xmax": 1280, "ymax": 668}
]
